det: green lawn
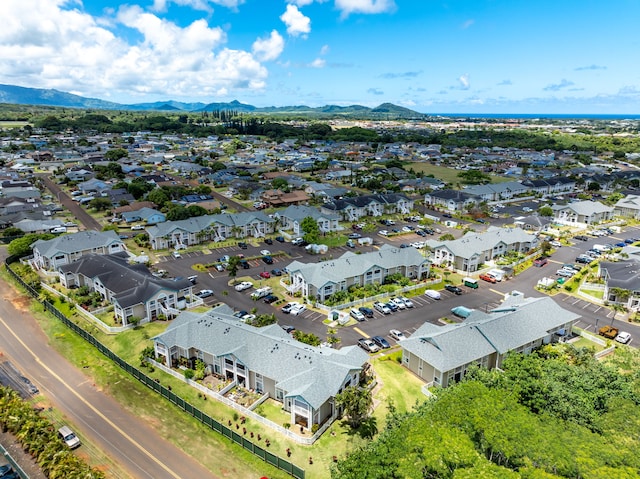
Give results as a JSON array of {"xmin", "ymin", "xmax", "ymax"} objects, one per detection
[{"xmin": 407, "ymin": 163, "xmax": 513, "ymax": 185}]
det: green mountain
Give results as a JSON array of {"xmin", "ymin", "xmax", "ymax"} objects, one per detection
[{"xmin": 0, "ymin": 83, "xmax": 426, "ymax": 119}]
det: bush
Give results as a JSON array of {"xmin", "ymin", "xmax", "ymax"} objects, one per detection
[
  {"xmin": 564, "ymin": 285, "xmax": 574, "ymax": 292},
  {"xmin": 184, "ymin": 369, "xmax": 195, "ymax": 380}
]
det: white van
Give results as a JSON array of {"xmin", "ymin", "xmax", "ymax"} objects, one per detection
[
  {"xmin": 58, "ymin": 426, "xmax": 81, "ymax": 449},
  {"xmin": 487, "ymin": 269, "xmax": 505, "ymax": 281}
]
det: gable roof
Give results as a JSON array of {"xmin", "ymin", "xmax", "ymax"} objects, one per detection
[
  {"xmin": 401, "ymin": 295, "xmax": 580, "ymax": 372},
  {"xmin": 153, "ymin": 306, "xmax": 369, "ymax": 409},
  {"xmin": 146, "ymin": 211, "xmax": 274, "ymax": 239},
  {"xmin": 322, "ymin": 193, "xmax": 411, "ymax": 212},
  {"xmin": 426, "ymin": 226, "xmax": 537, "ymax": 259},
  {"xmin": 551, "ymin": 200, "xmax": 613, "ymax": 216},
  {"xmin": 32, "ymin": 230, "xmax": 123, "ymax": 257}
]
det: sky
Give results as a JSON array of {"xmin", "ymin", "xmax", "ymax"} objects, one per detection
[{"xmin": 3, "ymin": 0, "xmax": 640, "ymax": 114}]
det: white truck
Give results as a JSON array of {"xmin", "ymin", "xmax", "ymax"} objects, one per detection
[{"xmin": 250, "ymin": 286, "xmax": 273, "ymax": 299}]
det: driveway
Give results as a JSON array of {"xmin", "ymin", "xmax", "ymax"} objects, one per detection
[{"xmin": 40, "ymin": 175, "xmax": 102, "ymax": 231}]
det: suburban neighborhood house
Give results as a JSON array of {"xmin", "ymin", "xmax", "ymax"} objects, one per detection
[
  {"xmin": 146, "ymin": 211, "xmax": 275, "ymax": 250},
  {"xmin": 152, "ymin": 305, "xmax": 369, "ymax": 429},
  {"xmin": 551, "ymin": 200, "xmax": 614, "ymax": 227},
  {"xmin": 423, "ymin": 189, "xmax": 479, "ymax": 212},
  {"xmin": 274, "ymin": 205, "xmax": 341, "ymax": 235},
  {"xmin": 31, "ymin": 230, "xmax": 126, "ymax": 270},
  {"xmin": 285, "ymin": 244, "xmax": 430, "ymax": 303},
  {"xmin": 614, "ymin": 194, "xmax": 640, "ymax": 219},
  {"xmin": 320, "ymin": 193, "xmax": 414, "ymax": 221},
  {"xmin": 427, "ymin": 226, "xmax": 538, "ymax": 273},
  {"xmin": 59, "ymin": 252, "xmax": 195, "ymax": 325},
  {"xmin": 400, "ymin": 293, "xmax": 579, "ymax": 387}
]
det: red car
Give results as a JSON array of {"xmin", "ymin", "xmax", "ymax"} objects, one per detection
[
  {"xmin": 259, "ymin": 271, "xmax": 271, "ymax": 279},
  {"xmin": 479, "ymin": 273, "xmax": 496, "ymax": 283}
]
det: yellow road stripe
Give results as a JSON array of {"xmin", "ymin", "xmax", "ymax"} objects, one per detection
[
  {"xmin": 489, "ymin": 288, "xmax": 504, "ymax": 296},
  {"xmin": 0, "ymin": 316, "xmax": 182, "ymax": 479},
  {"xmin": 353, "ymin": 326, "xmax": 369, "ymax": 338}
]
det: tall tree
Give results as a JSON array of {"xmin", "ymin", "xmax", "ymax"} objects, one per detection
[
  {"xmin": 300, "ymin": 216, "xmax": 320, "ymax": 244},
  {"xmin": 335, "ymin": 385, "xmax": 373, "ymax": 429}
]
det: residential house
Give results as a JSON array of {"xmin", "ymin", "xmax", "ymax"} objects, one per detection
[
  {"xmin": 285, "ymin": 244, "xmax": 430, "ymax": 303},
  {"xmin": 513, "ymin": 214, "xmax": 552, "ymax": 232},
  {"xmin": 12, "ymin": 218, "xmax": 63, "ymax": 234},
  {"xmin": 400, "ymin": 293, "xmax": 579, "ymax": 387},
  {"xmin": 551, "ymin": 200, "xmax": 614, "ymax": 227},
  {"xmin": 274, "ymin": 205, "xmax": 341, "ymax": 235},
  {"xmin": 614, "ymin": 194, "xmax": 640, "ymax": 220},
  {"xmin": 121, "ymin": 207, "xmax": 166, "ymax": 225},
  {"xmin": 321, "ymin": 194, "xmax": 414, "ymax": 221},
  {"xmin": 424, "ymin": 189, "xmax": 479, "ymax": 212},
  {"xmin": 65, "ymin": 168, "xmax": 94, "ymax": 182},
  {"xmin": 598, "ymin": 258, "xmax": 640, "ymax": 312},
  {"xmin": 521, "ymin": 178, "xmax": 576, "ymax": 196},
  {"xmin": 463, "ymin": 181, "xmax": 530, "ymax": 202},
  {"xmin": 152, "ymin": 304, "xmax": 369, "ymax": 429},
  {"xmin": 147, "ymin": 212, "xmax": 275, "ymax": 250},
  {"xmin": 261, "ymin": 189, "xmax": 310, "ymax": 207},
  {"xmin": 59, "ymin": 252, "xmax": 193, "ymax": 325},
  {"xmin": 102, "ymin": 188, "xmax": 136, "ymax": 206},
  {"xmin": 32, "ymin": 230, "xmax": 126, "ymax": 270},
  {"xmin": 427, "ymin": 226, "xmax": 538, "ymax": 273}
]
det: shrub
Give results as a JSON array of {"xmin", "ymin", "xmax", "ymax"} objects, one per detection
[{"xmin": 184, "ymin": 369, "xmax": 195, "ymax": 380}]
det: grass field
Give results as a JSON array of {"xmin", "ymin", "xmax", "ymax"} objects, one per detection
[
  {"xmin": 0, "ymin": 121, "xmax": 30, "ymax": 128},
  {"xmin": 407, "ymin": 162, "xmax": 513, "ymax": 185}
]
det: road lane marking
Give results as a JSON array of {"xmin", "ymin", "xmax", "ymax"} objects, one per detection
[
  {"xmin": 0, "ymin": 315, "xmax": 183, "ymax": 479},
  {"xmin": 353, "ymin": 327, "xmax": 369, "ymax": 338},
  {"xmin": 489, "ymin": 288, "xmax": 504, "ymax": 296}
]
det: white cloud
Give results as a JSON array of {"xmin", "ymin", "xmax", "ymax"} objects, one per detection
[
  {"xmin": 458, "ymin": 73, "xmax": 470, "ymax": 90},
  {"xmin": 319, "ymin": 44, "xmax": 330, "ymax": 55},
  {"xmin": 0, "ymin": 0, "xmax": 268, "ymax": 100},
  {"xmin": 151, "ymin": 0, "xmax": 245, "ymax": 12},
  {"xmin": 287, "ymin": 0, "xmax": 317, "ymax": 6},
  {"xmin": 310, "ymin": 58, "xmax": 326, "ymax": 68},
  {"xmin": 252, "ymin": 30, "xmax": 285, "ymax": 62},
  {"xmin": 543, "ymin": 78, "xmax": 574, "ymax": 92},
  {"xmin": 334, "ymin": 0, "xmax": 396, "ymax": 18},
  {"xmin": 280, "ymin": 4, "xmax": 311, "ymax": 37},
  {"xmin": 461, "ymin": 19, "xmax": 474, "ymax": 29}
]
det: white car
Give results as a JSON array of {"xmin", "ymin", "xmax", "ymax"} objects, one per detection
[
  {"xmin": 556, "ymin": 269, "xmax": 575, "ymax": 277},
  {"xmin": 350, "ymin": 308, "xmax": 365, "ymax": 321},
  {"xmin": 615, "ymin": 331, "xmax": 632, "ymax": 344},
  {"xmin": 391, "ymin": 297, "xmax": 407, "ymax": 310},
  {"xmin": 400, "ymin": 296, "xmax": 414, "ymax": 308},
  {"xmin": 196, "ymin": 289, "xmax": 214, "ymax": 298},
  {"xmin": 281, "ymin": 302, "xmax": 300, "ymax": 314},
  {"xmin": 378, "ymin": 230, "xmax": 389, "ymax": 236},
  {"xmin": 402, "ymin": 226, "xmax": 412, "ymax": 232},
  {"xmin": 260, "ymin": 249, "xmax": 271, "ymax": 256},
  {"xmin": 131, "ymin": 224, "xmax": 145, "ymax": 230},
  {"xmin": 389, "ymin": 329, "xmax": 406, "ymax": 341},
  {"xmin": 171, "ymin": 251, "xmax": 182, "ymax": 259},
  {"xmin": 234, "ymin": 281, "xmax": 253, "ymax": 291},
  {"xmin": 290, "ymin": 304, "xmax": 307, "ymax": 316},
  {"xmin": 425, "ymin": 289, "xmax": 441, "ymax": 300}
]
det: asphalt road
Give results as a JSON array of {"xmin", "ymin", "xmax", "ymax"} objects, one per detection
[
  {"xmin": 40, "ymin": 175, "xmax": 102, "ymax": 231},
  {"xmin": 158, "ymin": 224, "xmax": 640, "ymax": 350},
  {"xmin": 0, "ymin": 270, "xmax": 217, "ymax": 479}
]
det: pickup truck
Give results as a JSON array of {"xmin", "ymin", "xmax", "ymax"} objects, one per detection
[{"xmin": 598, "ymin": 325, "xmax": 619, "ymax": 339}]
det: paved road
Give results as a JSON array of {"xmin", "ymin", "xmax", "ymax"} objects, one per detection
[
  {"xmin": 40, "ymin": 175, "xmax": 102, "ymax": 231},
  {"xmin": 0, "ymin": 270, "xmax": 216, "ymax": 479}
]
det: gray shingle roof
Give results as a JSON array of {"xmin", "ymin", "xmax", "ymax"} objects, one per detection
[
  {"xmin": 153, "ymin": 306, "xmax": 369, "ymax": 409},
  {"xmin": 286, "ymin": 244, "xmax": 429, "ymax": 289},
  {"xmin": 401, "ymin": 295, "xmax": 579, "ymax": 372},
  {"xmin": 32, "ymin": 230, "xmax": 123, "ymax": 258},
  {"xmin": 551, "ymin": 200, "xmax": 613, "ymax": 216},
  {"xmin": 146, "ymin": 211, "xmax": 274, "ymax": 239},
  {"xmin": 426, "ymin": 226, "xmax": 537, "ymax": 260},
  {"xmin": 276, "ymin": 205, "xmax": 339, "ymax": 222}
]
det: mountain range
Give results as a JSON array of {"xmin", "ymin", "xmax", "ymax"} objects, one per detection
[{"xmin": 0, "ymin": 84, "xmax": 425, "ymax": 119}]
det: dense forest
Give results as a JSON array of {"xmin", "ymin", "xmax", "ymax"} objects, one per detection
[{"xmin": 332, "ymin": 345, "xmax": 640, "ymax": 478}]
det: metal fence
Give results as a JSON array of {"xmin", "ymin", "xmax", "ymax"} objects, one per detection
[{"xmin": 5, "ymin": 256, "xmax": 304, "ymax": 479}]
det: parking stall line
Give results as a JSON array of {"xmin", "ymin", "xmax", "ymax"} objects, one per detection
[
  {"xmin": 571, "ymin": 299, "xmax": 581, "ymax": 305},
  {"xmin": 581, "ymin": 303, "xmax": 592, "ymax": 309},
  {"xmin": 593, "ymin": 306, "xmax": 601, "ymax": 313}
]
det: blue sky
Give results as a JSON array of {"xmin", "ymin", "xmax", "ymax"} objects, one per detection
[{"xmin": 3, "ymin": 0, "xmax": 640, "ymax": 113}]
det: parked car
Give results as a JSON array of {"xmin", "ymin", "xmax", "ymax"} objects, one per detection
[
  {"xmin": 378, "ymin": 230, "xmax": 389, "ymax": 236},
  {"xmin": 358, "ymin": 338, "xmax": 380, "ymax": 353},
  {"xmin": 196, "ymin": 289, "xmax": 214, "ymax": 298},
  {"xmin": 556, "ymin": 268, "xmax": 575, "ymax": 277},
  {"xmin": 615, "ymin": 331, "xmax": 632, "ymax": 344},
  {"xmin": 479, "ymin": 273, "xmax": 497, "ymax": 283},
  {"xmin": 263, "ymin": 294, "xmax": 278, "ymax": 304},
  {"xmin": 373, "ymin": 301, "xmax": 391, "ymax": 315},
  {"xmin": 234, "ymin": 281, "xmax": 253, "ymax": 291},
  {"xmin": 238, "ymin": 242, "xmax": 248, "ymax": 249},
  {"xmin": 348, "ymin": 232, "xmax": 362, "ymax": 239},
  {"xmin": 385, "ymin": 301, "xmax": 399, "ymax": 312},
  {"xmin": 389, "ymin": 329, "xmax": 406, "ymax": 341},
  {"xmin": 442, "ymin": 213, "xmax": 453, "ymax": 218},
  {"xmin": 282, "ymin": 302, "xmax": 300, "ymax": 314},
  {"xmin": 416, "ymin": 229, "xmax": 427, "ymax": 237},
  {"xmin": 599, "ymin": 325, "xmax": 619, "ymax": 339},
  {"xmin": 445, "ymin": 285, "xmax": 463, "ymax": 295},
  {"xmin": 425, "ymin": 289, "xmax": 441, "ymax": 300},
  {"xmin": 575, "ymin": 235, "xmax": 589, "ymax": 241},
  {"xmin": 533, "ymin": 257, "xmax": 548, "ymax": 267},
  {"xmin": 270, "ymin": 268, "xmax": 282, "ymax": 276},
  {"xmin": 281, "ymin": 325, "xmax": 296, "ymax": 334},
  {"xmin": 275, "ymin": 236, "xmax": 285, "ymax": 243},
  {"xmin": 240, "ymin": 260, "xmax": 250, "ymax": 269},
  {"xmin": 290, "ymin": 304, "xmax": 307, "ymax": 316},
  {"xmin": 550, "ymin": 240, "xmax": 562, "ymax": 248},
  {"xmin": 350, "ymin": 308, "xmax": 365, "ymax": 321},
  {"xmin": 58, "ymin": 426, "xmax": 81, "ymax": 449},
  {"xmin": 400, "ymin": 296, "xmax": 414, "ymax": 308},
  {"xmin": 391, "ymin": 297, "xmax": 407, "ymax": 309},
  {"xmin": 0, "ymin": 463, "xmax": 17, "ymax": 479},
  {"xmin": 264, "ymin": 238, "xmax": 273, "ymax": 245},
  {"xmin": 291, "ymin": 237, "xmax": 305, "ymax": 246},
  {"xmin": 51, "ymin": 226, "xmax": 67, "ymax": 234},
  {"xmin": 130, "ymin": 224, "xmax": 145, "ymax": 231},
  {"xmin": 262, "ymin": 255, "xmax": 274, "ymax": 264},
  {"xmin": 260, "ymin": 249, "xmax": 271, "ymax": 256},
  {"xmin": 358, "ymin": 306, "xmax": 374, "ymax": 318},
  {"xmin": 259, "ymin": 271, "xmax": 271, "ymax": 279},
  {"xmin": 371, "ymin": 336, "xmax": 391, "ymax": 349}
]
